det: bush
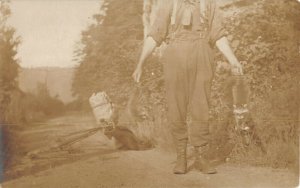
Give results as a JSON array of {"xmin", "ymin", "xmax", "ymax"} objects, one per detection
[
  {"xmin": 4, "ymin": 83, "xmax": 66, "ymax": 125},
  {"xmin": 0, "ymin": 1, "xmax": 20, "ymax": 124},
  {"xmin": 209, "ymin": 0, "xmax": 300, "ymax": 168}
]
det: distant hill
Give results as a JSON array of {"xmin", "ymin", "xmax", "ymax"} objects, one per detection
[{"xmin": 18, "ymin": 67, "xmax": 77, "ymax": 103}]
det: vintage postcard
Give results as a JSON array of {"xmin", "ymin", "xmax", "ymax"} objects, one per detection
[{"xmin": 0, "ymin": 0, "xmax": 299, "ymax": 187}]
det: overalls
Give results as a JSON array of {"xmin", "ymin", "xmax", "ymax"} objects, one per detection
[{"xmin": 148, "ymin": 0, "xmax": 226, "ymax": 147}]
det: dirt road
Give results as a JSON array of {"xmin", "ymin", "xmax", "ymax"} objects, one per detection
[
  {"xmin": 3, "ymin": 149, "xmax": 298, "ymax": 188},
  {"xmin": 2, "ymin": 114, "xmax": 298, "ymax": 188}
]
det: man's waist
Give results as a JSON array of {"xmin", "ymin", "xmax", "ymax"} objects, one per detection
[{"xmin": 168, "ymin": 30, "xmax": 208, "ymax": 42}]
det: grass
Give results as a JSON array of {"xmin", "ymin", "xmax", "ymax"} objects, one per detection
[{"xmin": 132, "ymin": 105, "xmax": 299, "ymax": 172}]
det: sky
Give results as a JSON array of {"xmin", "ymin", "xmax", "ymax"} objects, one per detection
[{"xmin": 8, "ymin": 0, "xmax": 101, "ymax": 68}]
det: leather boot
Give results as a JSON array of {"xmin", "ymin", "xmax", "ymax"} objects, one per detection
[
  {"xmin": 194, "ymin": 145, "xmax": 217, "ymax": 174},
  {"xmin": 173, "ymin": 139, "xmax": 188, "ymax": 174}
]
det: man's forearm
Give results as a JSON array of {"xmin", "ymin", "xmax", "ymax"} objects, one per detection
[
  {"xmin": 137, "ymin": 36, "xmax": 157, "ymax": 68},
  {"xmin": 216, "ymin": 36, "xmax": 239, "ymax": 65}
]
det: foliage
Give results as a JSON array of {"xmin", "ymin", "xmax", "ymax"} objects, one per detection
[
  {"xmin": 72, "ymin": 0, "xmax": 144, "ymax": 105},
  {"xmin": 0, "ymin": 1, "xmax": 20, "ymax": 124},
  {"xmin": 210, "ymin": 0, "xmax": 300, "ymax": 168},
  {"xmin": 32, "ymin": 83, "xmax": 65, "ymax": 118},
  {"xmin": 4, "ymin": 83, "xmax": 65, "ymax": 124}
]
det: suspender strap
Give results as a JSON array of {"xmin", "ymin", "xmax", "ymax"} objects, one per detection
[
  {"xmin": 199, "ymin": 0, "xmax": 206, "ymax": 17},
  {"xmin": 171, "ymin": 0, "xmax": 178, "ymax": 25}
]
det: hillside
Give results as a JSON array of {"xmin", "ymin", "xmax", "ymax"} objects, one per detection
[{"xmin": 18, "ymin": 67, "xmax": 76, "ymax": 103}]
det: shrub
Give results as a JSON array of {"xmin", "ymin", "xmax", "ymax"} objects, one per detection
[{"xmin": 209, "ymin": 0, "xmax": 300, "ymax": 168}]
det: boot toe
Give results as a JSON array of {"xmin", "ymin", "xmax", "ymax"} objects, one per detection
[
  {"xmin": 194, "ymin": 160, "xmax": 217, "ymax": 174},
  {"xmin": 201, "ymin": 167, "xmax": 217, "ymax": 174},
  {"xmin": 173, "ymin": 161, "xmax": 187, "ymax": 174},
  {"xmin": 173, "ymin": 169, "xmax": 187, "ymax": 174}
]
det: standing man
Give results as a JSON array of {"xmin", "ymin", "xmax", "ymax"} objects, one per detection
[{"xmin": 133, "ymin": 0, "xmax": 242, "ymax": 174}]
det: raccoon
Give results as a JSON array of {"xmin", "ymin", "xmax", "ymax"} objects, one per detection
[
  {"xmin": 233, "ymin": 104, "xmax": 252, "ymax": 133},
  {"xmin": 233, "ymin": 104, "xmax": 266, "ymax": 153}
]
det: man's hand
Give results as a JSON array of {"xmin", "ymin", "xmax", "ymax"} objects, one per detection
[
  {"xmin": 231, "ymin": 62, "xmax": 243, "ymax": 75},
  {"xmin": 132, "ymin": 36, "xmax": 157, "ymax": 83},
  {"xmin": 132, "ymin": 65, "xmax": 143, "ymax": 83},
  {"xmin": 216, "ymin": 37, "xmax": 244, "ymax": 75}
]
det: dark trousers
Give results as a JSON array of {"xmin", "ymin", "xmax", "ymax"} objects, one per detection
[{"xmin": 162, "ymin": 38, "xmax": 214, "ymax": 147}]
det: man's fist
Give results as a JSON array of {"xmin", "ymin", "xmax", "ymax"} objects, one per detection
[
  {"xmin": 231, "ymin": 62, "xmax": 243, "ymax": 75},
  {"xmin": 132, "ymin": 66, "xmax": 143, "ymax": 83}
]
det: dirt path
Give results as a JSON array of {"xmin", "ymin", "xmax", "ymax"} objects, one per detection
[
  {"xmin": 2, "ymin": 113, "xmax": 298, "ymax": 188},
  {"xmin": 2, "ymin": 149, "xmax": 298, "ymax": 188}
]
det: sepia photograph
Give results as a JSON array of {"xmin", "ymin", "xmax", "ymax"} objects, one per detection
[{"xmin": 0, "ymin": 0, "xmax": 299, "ymax": 187}]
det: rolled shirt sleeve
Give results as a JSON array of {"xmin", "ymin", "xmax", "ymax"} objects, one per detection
[
  {"xmin": 147, "ymin": 0, "xmax": 173, "ymax": 46},
  {"xmin": 209, "ymin": 1, "xmax": 227, "ymax": 47}
]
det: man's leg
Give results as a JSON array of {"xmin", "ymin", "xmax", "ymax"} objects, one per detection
[
  {"xmin": 189, "ymin": 79, "xmax": 216, "ymax": 174},
  {"xmin": 189, "ymin": 79, "xmax": 211, "ymax": 147},
  {"xmin": 165, "ymin": 67, "xmax": 189, "ymax": 174},
  {"xmin": 163, "ymin": 43, "xmax": 190, "ymax": 174},
  {"xmin": 188, "ymin": 41, "xmax": 216, "ymax": 174}
]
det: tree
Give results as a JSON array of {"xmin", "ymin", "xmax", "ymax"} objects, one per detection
[
  {"xmin": 72, "ymin": 0, "xmax": 145, "ymax": 106},
  {"xmin": 0, "ymin": 1, "xmax": 21, "ymax": 123}
]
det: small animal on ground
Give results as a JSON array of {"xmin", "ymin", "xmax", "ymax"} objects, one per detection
[{"xmin": 103, "ymin": 126, "xmax": 152, "ymax": 151}]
